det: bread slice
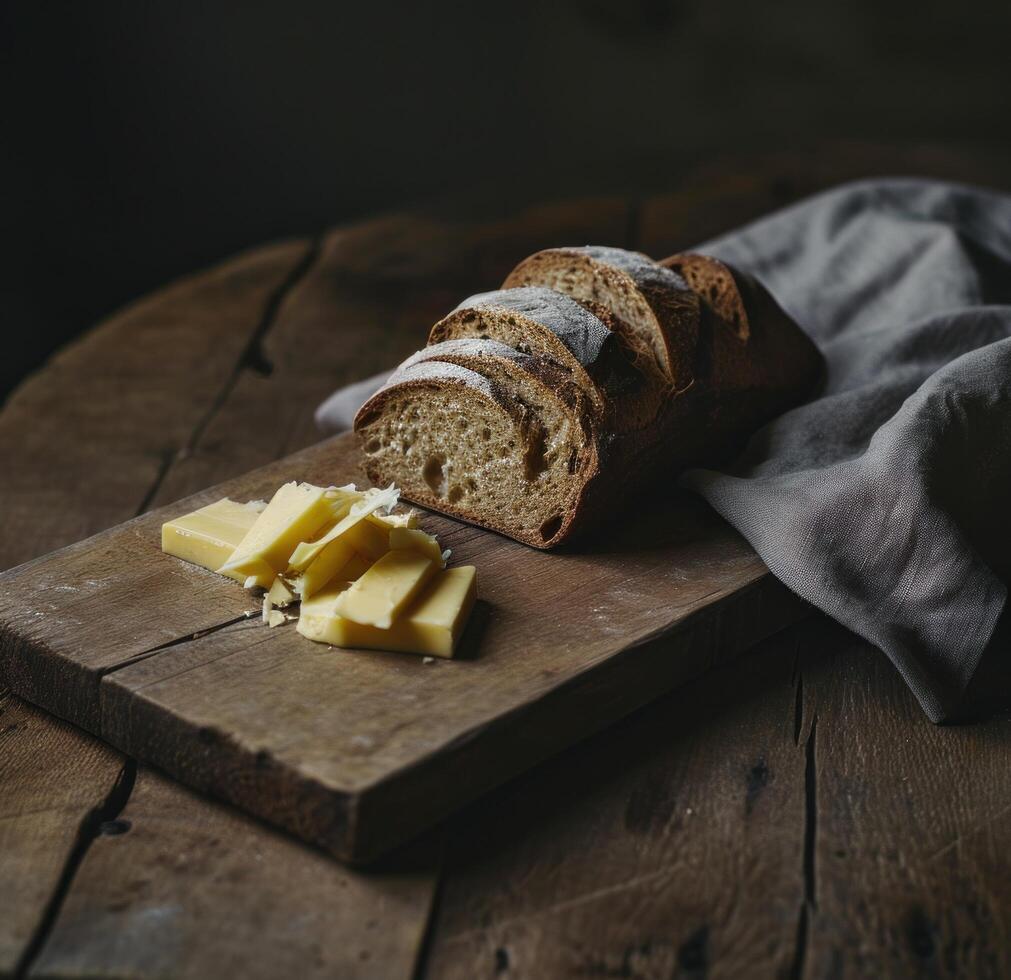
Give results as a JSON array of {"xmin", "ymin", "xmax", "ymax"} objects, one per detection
[
  {"xmin": 427, "ymin": 286, "xmax": 664, "ymax": 431},
  {"xmin": 429, "ymin": 287, "xmax": 628, "ymax": 419},
  {"xmin": 502, "ymin": 246, "xmax": 699, "ymax": 389},
  {"xmin": 354, "ymin": 355, "xmax": 601, "ymax": 548},
  {"xmin": 399, "ymin": 337, "xmax": 597, "ymax": 434}
]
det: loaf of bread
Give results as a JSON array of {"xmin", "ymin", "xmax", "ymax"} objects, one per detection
[{"xmin": 354, "ymin": 246, "xmax": 821, "ymax": 549}]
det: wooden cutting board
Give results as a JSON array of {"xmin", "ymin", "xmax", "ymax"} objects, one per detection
[{"xmin": 0, "ymin": 432, "xmax": 804, "ymax": 863}]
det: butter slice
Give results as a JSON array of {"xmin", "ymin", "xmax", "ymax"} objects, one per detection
[
  {"xmin": 220, "ymin": 482, "xmax": 337, "ymax": 588},
  {"xmin": 340, "ymin": 551, "xmax": 372, "ymax": 582},
  {"xmin": 287, "ymin": 485, "xmax": 399, "ymax": 572},
  {"xmin": 347, "ymin": 519, "xmax": 392, "ymax": 563},
  {"xmin": 298, "ymin": 566, "xmax": 477, "ymax": 657},
  {"xmin": 388, "ymin": 527, "xmax": 445, "ymax": 567},
  {"xmin": 293, "ymin": 547, "xmax": 371, "ymax": 599},
  {"xmin": 332, "ymin": 549, "xmax": 436, "ymax": 629},
  {"xmin": 161, "ymin": 498, "xmax": 266, "ymax": 582}
]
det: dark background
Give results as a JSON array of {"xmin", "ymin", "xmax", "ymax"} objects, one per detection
[{"xmin": 4, "ymin": 0, "xmax": 1011, "ymax": 401}]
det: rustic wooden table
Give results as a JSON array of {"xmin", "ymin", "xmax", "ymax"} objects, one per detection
[{"xmin": 3, "ymin": 146, "xmax": 1010, "ymax": 979}]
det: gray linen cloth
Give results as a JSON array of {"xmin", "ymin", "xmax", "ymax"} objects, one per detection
[{"xmin": 316, "ymin": 179, "xmax": 1011, "ymax": 722}]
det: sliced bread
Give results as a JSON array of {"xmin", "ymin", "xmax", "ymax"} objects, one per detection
[
  {"xmin": 354, "ymin": 247, "xmax": 822, "ymax": 550},
  {"xmin": 502, "ymin": 246, "xmax": 699, "ymax": 389},
  {"xmin": 428, "ymin": 286, "xmax": 659, "ymax": 430}
]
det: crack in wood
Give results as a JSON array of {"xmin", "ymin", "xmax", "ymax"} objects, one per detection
[
  {"xmin": 132, "ymin": 234, "xmax": 323, "ymax": 518},
  {"xmin": 115, "ymin": 625, "xmax": 277, "ymax": 697},
  {"xmin": 793, "ymin": 671, "xmax": 804, "ymax": 746},
  {"xmin": 787, "ymin": 903, "xmax": 810, "ymax": 980},
  {"xmin": 803, "ymin": 715, "xmax": 818, "ymax": 909},
  {"xmin": 97, "ymin": 613, "xmax": 255, "ymax": 679},
  {"xmin": 11, "ymin": 758, "xmax": 137, "ymax": 980},
  {"xmin": 787, "ymin": 710, "xmax": 818, "ymax": 980},
  {"xmin": 410, "ymin": 836, "xmax": 447, "ymax": 980}
]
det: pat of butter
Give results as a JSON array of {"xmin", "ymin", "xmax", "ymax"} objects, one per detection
[
  {"xmin": 161, "ymin": 498, "xmax": 266, "ymax": 582},
  {"xmin": 286, "ymin": 487, "xmax": 399, "ymax": 599},
  {"xmin": 332, "ymin": 549, "xmax": 436, "ymax": 629},
  {"xmin": 298, "ymin": 566, "xmax": 477, "ymax": 657},
  {"xmin": 292, "ymin": 546, "xmax": 372, "ymax": 599},
  {"xmin": 287, "ymin": 485, "xmax": 399, "ymax": 572},
  {"xmin": 389, "ymin": 527, "xmax": 445, "ymax": 566},
  {"xmin": 219, "ymin": 482, "xmax": 337, "ymax": 588},
  {"xmin": 348, "ymin": 519, "xmax": 392, "ymax": 563}
]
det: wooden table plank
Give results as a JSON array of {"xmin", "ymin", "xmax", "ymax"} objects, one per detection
[
  {"xmin": 799, "ymin": 623, "xmax": 1011, "ymax": 979},
  {"xmin": 422, "ymin": 622, "xmax": 813, "ymax": 978},
  {"xmin": 0, "ymin": 693, "xmax": 126, "ymax": 977},
  {"xmin": 27, "ymin": 767, "xmax": 439, "ymax": 980}
]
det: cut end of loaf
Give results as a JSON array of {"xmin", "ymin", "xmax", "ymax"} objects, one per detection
[{"xmin": 661, "ymin": 253, "xmax": 750, "ymax": 341}]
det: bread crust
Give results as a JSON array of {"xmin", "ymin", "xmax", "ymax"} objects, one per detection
[
  {"xmin": 430, "ymin": 287, "xmax": 637, "ymax": 418},
  {"xmin": 432, "ymin": 285, "xmax": 661, "ymax": 433},
  {"xmin": 502, "ymin": 246, "xmax": 700, "ymax": 389},
  {"xmin": 400, "ymin": 338, "xmax": 597, "ymax": 434}
]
